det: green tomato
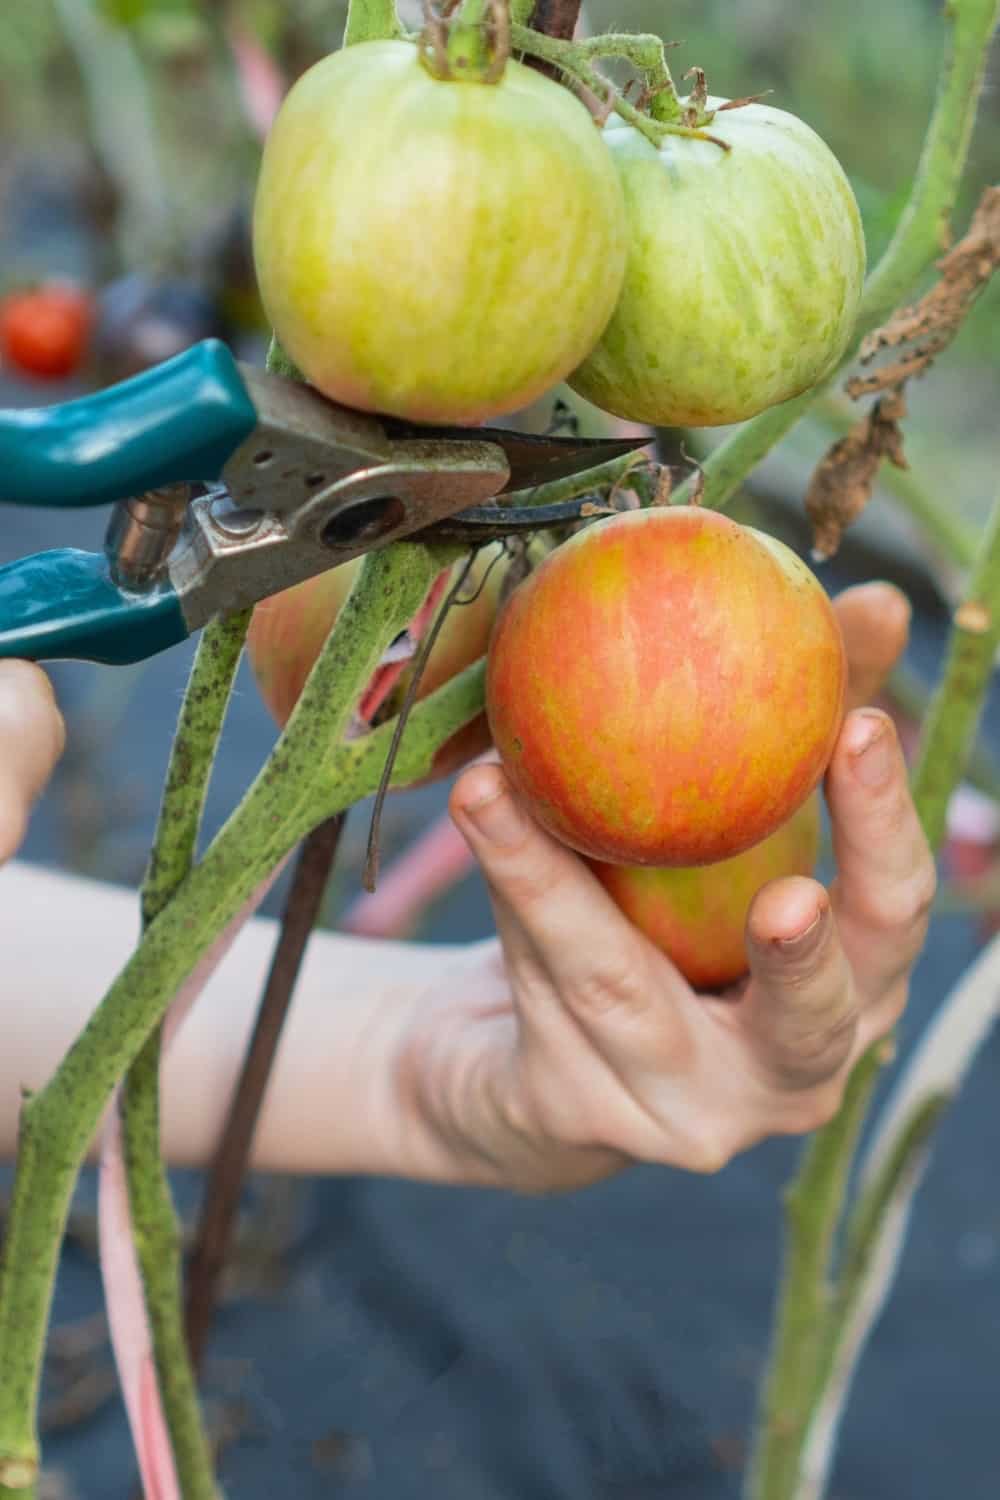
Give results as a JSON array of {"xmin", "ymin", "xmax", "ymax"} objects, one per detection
[
  {"xmin": 569, "ymin": 101, "xmax": 866, "ymax": 428},
  {"xmin": 253, "ymin": 40, "xmax": 627, "ymax": 425}
]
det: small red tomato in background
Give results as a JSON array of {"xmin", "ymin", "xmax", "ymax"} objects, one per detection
[{"xmin": 0, "ymin": 282, "xmax": 95, "ymax": 381}]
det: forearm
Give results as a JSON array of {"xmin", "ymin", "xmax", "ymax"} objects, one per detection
[{"xmin": 0, "ymin": 860, "xmax": 473, "ymax": 1175}]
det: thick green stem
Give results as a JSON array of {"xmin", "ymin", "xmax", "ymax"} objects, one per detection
[
  {"xmin": 911, "ymin": 493, "xmax": 1000, "ymax": 849},
  {"xmin": 743, "ymin": 10, "xmax": 999, "ymax": 1486},
  {"xmin": 118, "ymin": 612, "xmax": 252, "ymax": 1500},
  {"xmin": 0, "ymin": 546, "xmax": 448, "ymax": 1494},
  {"xmin": 746, "ymin": 1052, "xmax": 883, "ymax": 1500},
  {"xmin": 748, "ymin": 486, "xmax": 1000, "ymax": 1500},
  {"xmin": 775, "ymin": 493, "xmax": 1000, "ymax": 1499},
  {"xmin": 447, "ymin": 0, "xmax": 493, "ymax": 75},
  {"xmin": 886, "ymin": 661, "xmax": 1000, "ymax": 803},
  {"xmin": 343, "ymin": 0, "xmax": 401, "ymax": 47},
  {"xmin": 142, "ymin": 613, "xmax": 253, "ymax": 930}
]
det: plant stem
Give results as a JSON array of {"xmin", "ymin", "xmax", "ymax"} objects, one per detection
[
  {"xmin": 0, "ymin": 545, "xmax": 448, "ymax": 1494},
  {"xmin": 910, "ymin": 493, "xmax": 1000, "ymax": 850},
  {"xmin": 748, "ymin": 484, "xmax": 1000, "ymax": 1500},
  {"xmin": 142, "ymin": 614, "xmax": 253, "ymax": 930},
  {"xmin": 510, "ymin": 25, "xmax": 723, "ymax": 148},
  {"xmin": 745, "ymin": 1051, "xmax": 884, "ymax": 1500},
  {"xmin": 119, "ymin": 612, "xmax": 251, "ymax": 1500},
  {"xmin": 448, "ymin": 0, "xmax": 492, "ymax": 75},
  {"xmin": 743, "ymin": 10, "xmax": 1000, "ymax": 1482},
  {"xmin": 184, "ymin": 814, "xmax": 346, "ymax": 1372},
  {"xmin": 343, "ymin": 0, "xmax": 401, "ymax": 47},
  {"xmin": 886, "ymin": 661, "xmax": 1000, "ymax": 803}
]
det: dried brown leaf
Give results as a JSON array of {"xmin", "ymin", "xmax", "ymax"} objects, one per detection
[
  {"xmin": 805, "ymin": 391, "xmax": 908, "ymax": 561},
  {"xmin": 848, "ymin": 186, "xmax": 1000, "ymax": 398}
]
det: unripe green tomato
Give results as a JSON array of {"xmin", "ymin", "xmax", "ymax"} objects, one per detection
[
  {"xmin": 590, "ymin": 794, "xmax": 821, "ymax": 991},
  {"xmin": 253, "ymin": 40, "xmax": 628, "ymax": 425},
  {"xmin": 569, "ymin": 102, "xmax": 865, "ymax": 427},
  {"xmin": 247, "ymin": 546, "xmax": 508, "ymax": 785},
  {"xmin": 486, "ymin": 507, "xmax": 846, "ymax": 866}
]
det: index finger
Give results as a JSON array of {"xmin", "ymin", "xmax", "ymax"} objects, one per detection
[{"xmin": 0, "ymin": 662, "xmax": 66, "ymax": 862}]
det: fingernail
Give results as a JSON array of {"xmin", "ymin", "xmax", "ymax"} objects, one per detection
[
  {"xmin": 459, "ymin": 786, "xmax": 529, "ymax": 847},
  {"xmin": 847, "ymin": 712, "xmax": 894, "ymax": 789},
  {"xmin": 775, "ymin": 905, "xmax": 825, "ymax": 955}
]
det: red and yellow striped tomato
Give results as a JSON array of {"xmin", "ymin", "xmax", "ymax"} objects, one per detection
[
  {"xmin": 590, "ymin": 794, "xmax": 821, "ymax": 990},
  {"xmin": 486, "ymin": 507, "xmax": 845, "ymax": 866}
]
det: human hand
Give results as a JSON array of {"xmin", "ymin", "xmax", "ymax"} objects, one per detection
[
  {"xmin": 391, "ymin": 582, "xmax": 934, "ymax": 1190},
  {"xmin": 0, "ymin": 662, "xmax": 65, "ymax": 864}
]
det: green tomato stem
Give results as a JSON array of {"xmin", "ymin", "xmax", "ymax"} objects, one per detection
[
  {"xmin": 745, "ymin": 1052, "xmax": 884, "ymax": 1500},
  {"xmin": 448, "ymin": 0, "xmax": 494, "ymax": 77},
  {"xmin": 0, "ymin": 545, "xmax": 452, "ymax": 1495},
  {"xmin": 910, "ymin": 490, "xmax": 1000, "ymax": 851},
  {"xmin": 509, "ymin": 25, "xmax": 724, "ymax": 148},
  {"xmin": 750, "ymin": 486, "xmax": 1000, "ymax": 1500},
  {"xmin": 742, "ymin": 8, "xmax": 999, "ymax": 1495},
  {"xmin": 121, "ymin": 611, "xmax": 252, "ymax": 1500},
  {"xmin": 343, "ymin": 0, "xmax": 402, "ymax": 47},
  {"xmin": 574, "ymin": 33, "xmax": 682, "ymax": 121}
]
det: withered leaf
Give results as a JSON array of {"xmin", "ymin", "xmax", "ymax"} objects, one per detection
[{"xmin": 805, "ymin": 391, "xmax": 908, "ymax": 561}]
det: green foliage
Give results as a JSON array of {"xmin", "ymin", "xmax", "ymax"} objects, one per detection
[{"xmin": 98, "ymin": 0, "xmax": 194, "ymax": 25}]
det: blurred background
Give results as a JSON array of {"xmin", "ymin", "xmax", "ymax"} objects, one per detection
[{"xmin": 2, "ymin": 2, "xmax": 1000, "ymax": 1496}]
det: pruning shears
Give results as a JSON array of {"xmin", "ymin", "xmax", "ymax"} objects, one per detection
[{"xmin": 0, "ymin": 340, "xmax": 645, "ymax": 665}]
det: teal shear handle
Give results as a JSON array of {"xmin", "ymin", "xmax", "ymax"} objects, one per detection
[
  {"xmin": 0, "ymin": 339, "xmax": 257, "ymax": 662},
  {"xmin": 0, "ymin": 551, "xmax": 189, "ymax": 665},
  {"xmin": 0, "ymin": 340, "xmax": 256, "ymax": 508}
]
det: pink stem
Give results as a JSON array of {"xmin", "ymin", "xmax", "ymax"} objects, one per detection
[
  {"xmin": 99, "ymin": 562, "xmax": 455, "ymax": 1489},
  {"xmin": 98, "ymin": 863, "xmax": 287, "ymax": 1500},
  {"xmin": 225, "ymin": 19, "xmax": 287, "ymax": 142}
]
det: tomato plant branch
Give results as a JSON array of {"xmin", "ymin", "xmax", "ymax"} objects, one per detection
[
  {"xmin": 744, "ymin": 10, "xmax": 1000, "ymax": 1465},
  {"xmin": 671, "ymin": 0, "xmax": 999, "ymax": 513},
  {"xmin": 747, "ymin": 480, "xmax": 1000, "ymax": 1500},
  {"xmin": 117, "ymin": 612, "xmax": 252, "ymax": 1500},
  {"xmin": 745, "ymin": 1049, "xmax": 884, "ymax": 1500},
  {"xmin": 0, "ymin": 545, "xmax": 452, "ymax": 1496},
  {"xmin": 509, "ymin": 26, "xmax": 725, "ymax": 147},
  {"xmin": 910, "ymin": 490, "xmax": 1000, "ymax": 850},
  {"xmin": 799, "ymin": 933, "xmax": 1000, "ymax": 1499},
  {"xmin": 344, "ymin": 0, "xmax": 402, "ymax": 47},
  {"xmin": 184, "ymin": 813, "xmax": 346, "ymax": 1374}
]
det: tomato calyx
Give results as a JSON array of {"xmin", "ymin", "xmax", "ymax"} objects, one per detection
[
  {"xmin": 507, "ymin": 23, "xmax": 732, "ymax": 151},
  {"xmin": 419, "ymin": 0, "xmax": 512, "ymax": 84}
]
